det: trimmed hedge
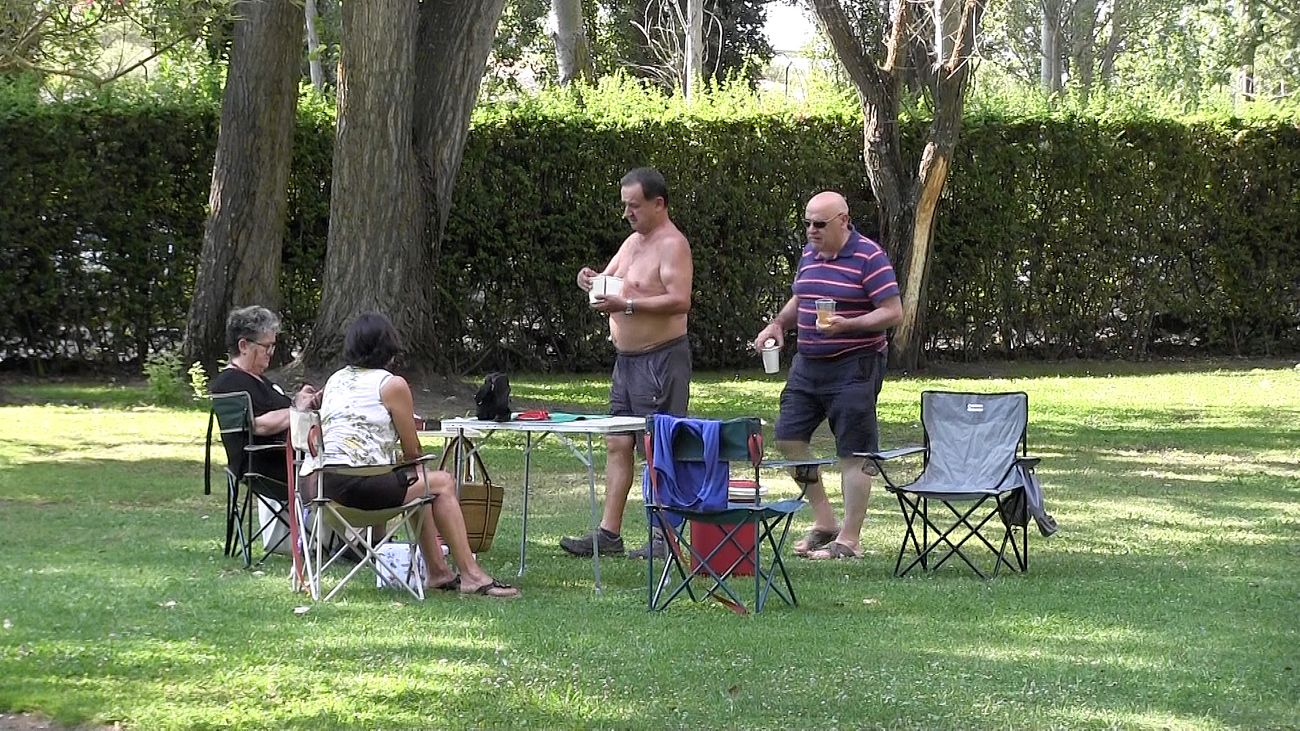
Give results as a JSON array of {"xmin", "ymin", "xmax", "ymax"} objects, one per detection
[{"xmin": 1, "ymin": 98, "xmax": 1296, "ymax": 372}]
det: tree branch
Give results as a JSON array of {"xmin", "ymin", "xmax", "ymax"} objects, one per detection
[{"xmin": 807, "ymin": 0, "xmax": 889, "ymax": 109}]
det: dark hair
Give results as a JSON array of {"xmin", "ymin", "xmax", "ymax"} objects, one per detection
[
  {"xmin": 224, "ymin": 305, "xmax": 280, "ymax": 357},
  {"xmin": 343, "ymin": 312, "xmax": 403, "ymax": 369},
  {"xmin": 620, "ymin": 167, "xmax": 668, "ymax": 205}
]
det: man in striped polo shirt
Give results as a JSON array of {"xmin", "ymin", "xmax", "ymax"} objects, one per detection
[{"xmin": 752, "ymin": 191, "xmax": 902, "ymax": 560}]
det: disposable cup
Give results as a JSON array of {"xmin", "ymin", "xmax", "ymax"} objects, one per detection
[
  {"xmin": 589, "ymin": 275, "xmax": 624, "ymax": 304},
  {"xmin": 761, "ymin": 345, "xmax": 780, "ymax": 374},
  {"xmin": 815, "ymin": 298, "xmax": 836, "ymax": 327}
]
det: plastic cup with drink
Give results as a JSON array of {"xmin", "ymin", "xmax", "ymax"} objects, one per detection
[{"xmin": 815, "ymin": 298, "xmax": 836, "ymax": 328}]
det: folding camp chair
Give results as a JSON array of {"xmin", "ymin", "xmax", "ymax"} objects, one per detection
[
  {"xmin": 643, "ymin": 414, "xmax": 831, "ymax": 614},
  {"xmin": 204, "ymin": 391, "xmax": 292, "ymax": 567},
  {"xmin": 287, "ymin": 408, "xmax": 439, "ymax": 602},
  {"xmin": 860, "ymin": 391, "xmax": 1043, "ymax": 579}
]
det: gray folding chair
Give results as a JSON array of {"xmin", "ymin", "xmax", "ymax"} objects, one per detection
[{"xmin": 860, "ymin": 391, "xmax": 1050, "ymax": 579}]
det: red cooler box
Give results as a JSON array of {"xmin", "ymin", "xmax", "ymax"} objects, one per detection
[{"xmin": 690, "ymin": 480, "xmax": 765, "ymax": 576}]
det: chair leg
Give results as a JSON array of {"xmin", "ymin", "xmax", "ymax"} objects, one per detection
[{"xmin": 894, "ymin": 491, "xmax": 1032, "ymax": 579}]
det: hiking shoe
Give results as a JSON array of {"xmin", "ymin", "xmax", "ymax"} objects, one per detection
[
  {"xmin": 559, "ymin": 529, "xmax": 625, "ymax": 557},
  {"xmin": 627, "ymin": 529, "xmax": 667, "ymax": 560}
]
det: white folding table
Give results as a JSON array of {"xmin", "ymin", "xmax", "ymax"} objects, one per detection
[{"xmin": 438, "ymin": 415, "xmax": 645, "ymax": 593}]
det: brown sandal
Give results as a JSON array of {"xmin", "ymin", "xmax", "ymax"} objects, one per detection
[
  {"xmin": 461, "ymin": 579, "xmax": 520, "ymax": 599},
  {"xmin": 793, "ymin": 526, "xmax": 839, "ymax": 556},
  {"xmin": 806, "ymin": 541, "xmax": 864, "ymax": 560}
]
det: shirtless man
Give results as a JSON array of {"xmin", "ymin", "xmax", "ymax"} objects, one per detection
[{"xmin": 559, "ymin": 167, "xmax": 693, "ymax": 559}]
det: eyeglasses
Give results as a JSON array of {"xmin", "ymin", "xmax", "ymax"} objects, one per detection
[
  {"xmin": 803, "ymin": 213, "xmax": 843, "ymax": 229},
  {"xmin": 248, "ymin": 339, "xmax": 276, "ymax": 355}
]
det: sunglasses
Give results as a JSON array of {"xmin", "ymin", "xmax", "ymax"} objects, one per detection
[{"xmin": 803, "ymin": 213, "xmax": 842, "ymax": 229}]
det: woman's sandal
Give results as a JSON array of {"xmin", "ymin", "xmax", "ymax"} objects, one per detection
[{"xmin": 462, "ymin": 579, "xmax": 520, "ymax": 599}]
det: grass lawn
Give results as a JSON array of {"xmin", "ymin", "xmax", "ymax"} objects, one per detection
[{"xmin": 1, "ymin": 360, "xmax": 1297, "ymax": 729}]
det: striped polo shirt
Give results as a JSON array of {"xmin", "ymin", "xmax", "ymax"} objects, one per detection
[{"xmin": 792, "ymin": 228, "xmax": 900, "ymax": 358}]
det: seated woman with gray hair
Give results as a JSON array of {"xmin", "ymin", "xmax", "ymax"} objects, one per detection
[{"xmin": 209, "ymin": 305, "xmax": 319, "ymax": 486}]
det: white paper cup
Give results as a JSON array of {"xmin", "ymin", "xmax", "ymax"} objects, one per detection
[
  {"xmin": 589, "ymin": 275, "xmax": 624, "ymax": 303},
  {"xmin": 761, "ymin": 345, "xmax": 780, "ymax": 374}
]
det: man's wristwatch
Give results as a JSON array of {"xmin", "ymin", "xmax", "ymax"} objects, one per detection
[{"xmin": 624, "ymin": 299, "xmax": 635, "ymax": 315}]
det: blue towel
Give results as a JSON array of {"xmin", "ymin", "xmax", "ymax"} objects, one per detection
[{"xmin": 642, "ymin": 414, "xmax": 730, "ymax": 514}]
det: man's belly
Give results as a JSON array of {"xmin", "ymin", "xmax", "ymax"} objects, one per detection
[{"xmin": 610, "ymin": 313, "xmax": 688, "ymax": 354}]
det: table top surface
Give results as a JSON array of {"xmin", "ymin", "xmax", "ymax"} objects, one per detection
[{"xmin": 439, "ymin": 415, "xmax": 645, "ymax": 434}]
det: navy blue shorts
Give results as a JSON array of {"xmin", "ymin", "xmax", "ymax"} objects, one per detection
[{"xmin": 775, "ymin": 349, "xmax": 887, "ymax": 457}]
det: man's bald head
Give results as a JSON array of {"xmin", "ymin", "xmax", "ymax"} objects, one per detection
[
  {"xmin": 804, "ymin": 191, "xmax": 852, "ymax": 254},
  {"xmin": 807, "ymin": 191, "xmax": 849, "ymax": 218}
]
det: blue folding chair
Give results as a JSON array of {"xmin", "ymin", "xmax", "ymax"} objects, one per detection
[{"xmin": 643, "ymin": 415, "xmax": 830, "ymax": 614}]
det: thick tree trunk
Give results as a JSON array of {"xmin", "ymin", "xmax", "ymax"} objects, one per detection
[
  {"xmin": 414, "ymin": 0, "xmax": 507, "ymax": 247},
  {"xmin": 1069, "ymin": 0, "xmax": 1098, "ymax": 99},
  {"xmin": 303, "ymin": 0, "xmax": 504, "ymax": 371},
  {"xmin": 182, "ymin": 0, "xmax": 303, "ymax": 370},
  {"xmin": 305, "ymin": 0, "xmax": 423, "ymax": 369},
  {"xmin": 550, "ymin": 0, "xmax": 592, "ymax": 85}
]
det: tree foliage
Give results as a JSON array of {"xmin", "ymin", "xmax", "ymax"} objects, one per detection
[{"xmin": 0, "ymin": 0, "xmax": 225, "ymax": 92}]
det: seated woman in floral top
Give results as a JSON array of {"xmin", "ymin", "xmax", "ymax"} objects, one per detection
[{"xmin": 319, "ymin": 312, "xmax": 519, "ymax": 599}]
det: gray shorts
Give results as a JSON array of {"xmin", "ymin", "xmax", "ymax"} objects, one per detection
[
  {"xmin": 775, "ymin": 349, "xmax": 887, "ymax": 457},
  {"xmin": 610, "ymin": 335, "xmax": 691, "ymax": 418}
]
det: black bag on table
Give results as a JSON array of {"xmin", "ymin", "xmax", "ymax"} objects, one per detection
[{"xmin": 474, "ymin": 372, "xmax": 511, "ymax": 422}]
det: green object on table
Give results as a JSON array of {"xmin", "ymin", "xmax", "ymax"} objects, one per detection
[{"xmin": 542, "ymin": 412, "xmax": 602, "ymax": 422}]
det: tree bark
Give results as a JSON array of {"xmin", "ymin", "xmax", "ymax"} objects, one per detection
[
  {"xmin": 1040, "ymin": 0, "xmax": 1063, "ymax": 94},
  {"xmin": 685, "ymin": 0, "xmax": 703, "ymax": 100},
  {"xmin": 550, "ymin": 0, "xmax": 592, "ymax": 85},
  {"xmin": 811, "ymin": 0, "xmax": 984, "ymax": 371},
  {"xmin": 303, "ymin": 0, "xmax": 504, "ymax": 371},
  {"xmin": 182, "ymin": 0, "xmax": 303, "ymax": 370},
  {"xmin": 305, "ymin": 0, "xmax": 325, "ymax": 92}
]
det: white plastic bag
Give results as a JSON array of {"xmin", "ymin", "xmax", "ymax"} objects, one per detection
[{"xmin": 374, "ymin": 543, "xmax": 427, "ymax": 590}]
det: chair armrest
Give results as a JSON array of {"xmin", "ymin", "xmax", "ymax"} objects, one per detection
[
  {"xmin": 395, "ymin": 454, "xmax": 440, "ymax": 470},
  {"xmin": 245, "ymin": 442, "xmax": 286, "ymax": 453},
  {"xmin": 759, "ymin": 457, "xmax": 836, "ymax": 470},
  {"xmin": 1015, "ymin": 456, "xmax": 1041, "ymax": 468},
  {"xmin": 854, "ymin": 446, "xmax": 926, "ymax": 461},
  {"xmin": 854, "ymin": 446, "xmax": 925, "ymax": 491},
  {"xmin": 760, "ymin": 458, "xmax": 835, "ymax": 498}
]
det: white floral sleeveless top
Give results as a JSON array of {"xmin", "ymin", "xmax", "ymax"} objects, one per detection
[{"xmin": 320, "ymin": 366, "xmax": 400, "ymax": 466}]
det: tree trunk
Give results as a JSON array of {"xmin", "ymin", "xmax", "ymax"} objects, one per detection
[
  {"xmin": 1040, "ymin": 0, "xmax": 1063, "ymax": 93},
  {"xmin": 550, "ymin": 0, "xmax": 592, "ymax": 85},
  {"xmin": 811, "ymin": 0, "xmax": 983, "ymax": 372},
  {"xmin": 182, "ymin": 0, "xmax": 303, "ymax": 370},
  {"xmin": 305, "ymin": 0, "xmax": 325, "ymax": 92},
  {"xmin": 1069, "ymin": 0, "xmax": 1098, "ymax": 99},
  {"xmin": 684, "ymin": 0, "xmax": 704, "ymax": 100},
  {"xmin": 303, "ymin": 0, "xmax": 504, "ymax": 371}
]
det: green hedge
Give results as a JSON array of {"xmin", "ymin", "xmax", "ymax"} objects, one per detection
[{"xmin": 1, "ymin": 98, "xmax": 1296, "ymax": 372}]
